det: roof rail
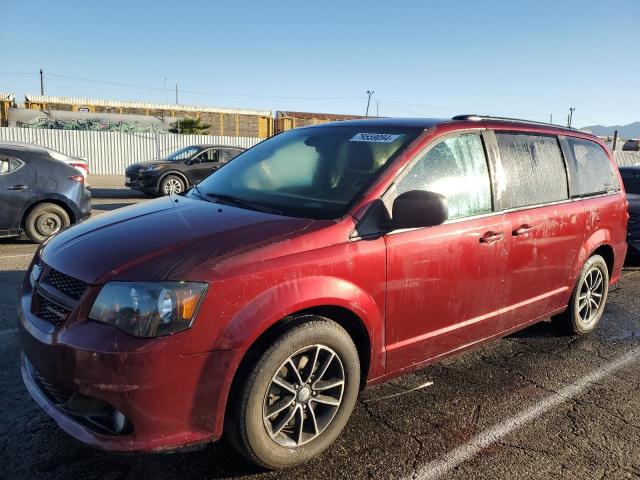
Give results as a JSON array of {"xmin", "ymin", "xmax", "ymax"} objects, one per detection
[{"xmin": 451, "ymin": 114, "xmax": 574, "ymax": 130}]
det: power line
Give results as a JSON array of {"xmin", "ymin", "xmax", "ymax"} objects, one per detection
[
  {"xmin": 0, "ymin": 72, "xmax": 39, "ymax": 75},
  {"xmin": 41, "ymin": 72, "xmax": 366, "ymax": 101}
]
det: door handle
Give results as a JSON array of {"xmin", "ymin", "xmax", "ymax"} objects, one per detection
[
  {"xmin": 512, "ymin": 224, "xmax": 534, "ymax": 236},
  {"xmin": 7, "ymin": 184, "xmax": 27, "ymax": 191},
  {"xmin": 479, "ymin": 231, "xmax": 504, "ymax": 244}
]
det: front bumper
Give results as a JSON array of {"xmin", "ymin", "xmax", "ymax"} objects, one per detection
[
  {"xmin": 125, "ymin": 171, "xmax": 158, "ymax": 192},
  {"xmin": 18, "ymin": 277, "xmax": 236, "ymax": 452}
]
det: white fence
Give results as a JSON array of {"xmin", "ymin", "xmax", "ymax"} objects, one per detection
[
  {"xmin": 0, "ymin": 127, "xmax": 262, "ymax": 175},
  {"xmin": 614, "ymin": 150, "xmax": 640, "ymax": 167}
]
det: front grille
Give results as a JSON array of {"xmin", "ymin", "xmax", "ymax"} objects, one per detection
[
  {"xmin": 46, "ymin": 268, "xmax": 88, "ymax": 300},
  {"xmin": 35, "ymin": 293, "xmax": 71, "ymax": 328}
]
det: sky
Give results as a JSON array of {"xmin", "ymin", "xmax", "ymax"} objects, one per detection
[{"xmin": 1, "ymin": 0, "xmax": 638, "ymax": 128}]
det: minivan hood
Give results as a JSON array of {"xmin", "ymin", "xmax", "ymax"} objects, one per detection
[{"xmin": 41, "ymin": 196, "xmax": 314, "ymax": 284}]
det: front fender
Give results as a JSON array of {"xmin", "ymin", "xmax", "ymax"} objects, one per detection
[
  {"xmin": 202, "ymin": 274, "xmax": 386, "ymax": 441},
  {"xmin": 212, "ymin": 275, "xmax": 384, "ymax": 377}
]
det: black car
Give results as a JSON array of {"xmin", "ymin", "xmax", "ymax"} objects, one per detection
[
  {"xmin": 619, "ymin": 166, "xmax": 640, "ymax": 255},
  {"xmin": 622, "ymin": 139, "xmax": 640, "ymax": 152},
  {"xmin": 0, "ymin": 144, "xmax": 91, "ymax": 243},
  {"xmin": 125, "ymin": 144, "xmax": 245, "ymax": 196}
]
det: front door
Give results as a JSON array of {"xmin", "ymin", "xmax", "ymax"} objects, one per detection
[
  {"xmin": 188, "ymin": 148, "xmax": 220, "ymax": 183},
  {"xmin": 384, "ymin": 132, "xmax": 508, "ymax": 373}
]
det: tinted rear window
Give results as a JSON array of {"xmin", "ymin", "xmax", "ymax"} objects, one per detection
[
  {"xmin": 567, "ymin": 138, "xmax": 619, "ymax": 196},
  {"xmin": 496, "ymin": 133, "xmax": 568, "ymax": 209}
]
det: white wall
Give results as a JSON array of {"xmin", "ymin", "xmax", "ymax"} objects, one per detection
[{"xmin": 0, "ymin": 127, "xmax": 262, "ymax": 175}]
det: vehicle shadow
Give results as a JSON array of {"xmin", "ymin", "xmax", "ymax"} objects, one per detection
[
  {"xmin": 90, "ymin": 188, "xmax": 148, "ymax": 199},
  {"xmin": 91, "ymin": 202, "xmax": 140, "ymax": 212},
  {"xmin": 507, "ymin": 320, "xmax": 557, "ymax": 340},
  {"xmin": 0, "ymin": 237, "xmax": 33, "ymax": 246}
]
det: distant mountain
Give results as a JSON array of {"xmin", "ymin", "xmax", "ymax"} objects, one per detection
[{"xmin": 582, "ymin": 122, "xmax": 640, "ymax": 139}]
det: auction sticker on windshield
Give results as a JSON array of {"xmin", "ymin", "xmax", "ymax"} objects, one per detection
[{"xmin": 350, "ymin": 133, "xmax": 401, "ymax": 143}]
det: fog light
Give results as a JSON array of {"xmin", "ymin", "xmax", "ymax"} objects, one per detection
[{"xmin": 113, "ymin": 410, "xmax": 128, "ymax": 434}]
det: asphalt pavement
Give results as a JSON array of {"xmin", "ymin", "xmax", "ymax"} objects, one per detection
[{"xmin": 1, "ymin": 192, "xmax": 639, "ymax": 480}]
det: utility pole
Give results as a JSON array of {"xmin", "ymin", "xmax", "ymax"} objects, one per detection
[
  {"xmin": 365, "ymin": 90, "xmax": 374, "ymax": 116},
  {"xmin": 175, "ymin": 84, "xmax": 181, "ymax": 134},
  {"xmin": 164, "ymin": 77, "xmax": 168, "ymax": 104},
  {"xmin": 568, "ymin": 107, "xmax": 575, "ymax": 128},
  {"xmin": 39, "ymin": 69, "xmax": 44, "ymax": 95},
  {"xmin": 549, "ymin": 114, "xmax": 553, "ymax": 124},
  {"xmin": 612, "ymin": 130, "xmax": 618, "ymax": 151}
]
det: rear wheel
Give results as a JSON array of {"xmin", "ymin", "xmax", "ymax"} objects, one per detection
[
  {"xmin": 24, "ymin": 203, "xmax": 70, "ymax": 243},
  {"xmin": 226, "ymin": 318, "xmax": 360, "ymax": 469},
  {"xmin": 160, "ymin": 174, "xmax": 185, "ymax": 195},
  {"xmin": 553, "ymin": 254, "xmax": 609, "ymax": 335}
]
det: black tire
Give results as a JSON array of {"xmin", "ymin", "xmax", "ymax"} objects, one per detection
[
  {"xmin": 552, "ymin": 254, "xmax": 609, "ymax": 335},
  {"xmin": 24, "ymin": 203, "xmax": 71, "ymax": 243},
  {"xmin": 159, "ymin": 174, "xmax": 186, "ymax": 196},
  {"xmin": 226, "ymin": 317, "xmax": 360, "ymax": 469}
]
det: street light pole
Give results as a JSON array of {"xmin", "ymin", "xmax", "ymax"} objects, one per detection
[
  {"xmin": 365, "ymin": 90, "xmax": 374, "ymax": 116},
  {"xmin": 568, "ymin": 107, "xmax": 575, "ymax": 128}
]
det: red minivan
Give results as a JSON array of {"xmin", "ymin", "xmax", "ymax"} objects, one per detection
[{"xmin": 18, "ymin": 116, "xmax": 627, "ymax": 468}]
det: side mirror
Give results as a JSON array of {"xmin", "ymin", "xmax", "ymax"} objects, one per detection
[
  {"xmin": 391, "ymin": 190, "xmax": 448, "ymax": 230},
  {"xmin": 188, "ymin": 157, "xmax": 201, "ymax": 165}
]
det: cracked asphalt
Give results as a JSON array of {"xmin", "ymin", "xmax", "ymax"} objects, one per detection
[{"xmin": 1, "ymin": 194, "xmax": 639, "ymax": 479}]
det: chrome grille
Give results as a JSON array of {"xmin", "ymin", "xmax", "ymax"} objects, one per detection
[{"xmin": 46, "ymin": 268, "xmax": 88, "ymax": 300}]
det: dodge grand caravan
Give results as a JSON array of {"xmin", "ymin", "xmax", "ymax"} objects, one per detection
[{"xmin": 18, "ymin": 116, "xmax": 627, "ymax": 468}]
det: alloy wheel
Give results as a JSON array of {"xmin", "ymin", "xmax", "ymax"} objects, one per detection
[
  {"xmin": 164, "ymin": 178, "xmax": 183, "ymax": 195},
  {"xmin": 577, "ymin": 267, "xmax": 605, "ymax": 325},
  {"xmin": 263, "ymin": 344, "xmax": 345, "ymax": 447}
]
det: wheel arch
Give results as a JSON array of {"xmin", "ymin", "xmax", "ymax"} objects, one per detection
[
  {"xmin": 591, "ymin": 244, "xmax": 614, "ymax": 278},
  {"xmin": 20, "ymin": 197, "xmax": 77, "ymax": 230},
  {"xmin": 222, "ymin": 305, "xmax": 371, "ymax": 437}
]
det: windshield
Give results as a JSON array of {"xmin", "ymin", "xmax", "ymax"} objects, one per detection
[
  {"xmin": 163, "ymin": 146, "xmax": 200, "ymax": 161},
  {"xmin": 192, "ymin": 125, "xmax": 421, "ymax": 219}
]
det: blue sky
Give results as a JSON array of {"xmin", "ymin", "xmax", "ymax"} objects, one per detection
[{"xmin": 1, "ymin": 0, "xmax": 638, "ymax": 127}]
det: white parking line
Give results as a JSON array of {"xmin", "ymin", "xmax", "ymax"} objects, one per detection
[
  {"xmin": 411, "ymin": 346, "xmax": 640, "ymax": 480},
  {"xmin": 0, "ymin": 254, "xmax": 34, "ymax": 260}
]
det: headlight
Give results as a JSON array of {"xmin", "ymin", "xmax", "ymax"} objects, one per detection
[
  {"xmin": 89, "ymin": 282, "xmax": 208, "ymax": 338},
  {"xmin": 141, "ymin": 165, "xmax": 162, "ymax": 172}
]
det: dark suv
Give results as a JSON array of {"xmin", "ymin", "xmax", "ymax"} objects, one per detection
[{"xmin": 125, "ymin": 144, "xmax": 245, "ymax": 196}]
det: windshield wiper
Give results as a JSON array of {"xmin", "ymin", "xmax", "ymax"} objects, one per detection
[{"xmin": 206, "ymin": 193, "xmax": 282, "ymax": 215}]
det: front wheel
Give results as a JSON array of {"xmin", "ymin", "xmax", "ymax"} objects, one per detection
[
  {"xmin": 159, "ymin": 174, "xmax": 186, "ymax": 196},
  {"xmin": 226, "ymin": 318, "xmax": 360, "ymax": 469},
  {"xmin": 553, "ymin": 254, "xmax": 609, "ymax": 335}
]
